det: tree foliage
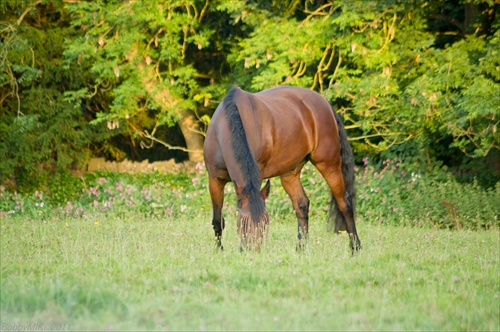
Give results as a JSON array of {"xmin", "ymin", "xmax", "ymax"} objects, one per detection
[
  {"xmin": 0, "ymin": 0, "xmax": 106, "ymax": 179},
  {"xmin": 227, "ymin": 0, "xmax": 499, "ymax": 160},
  {"xmin": 63, "ymin": 0, "xmax": 235, "ymax": 162},
  {"xmin": 0, "ymin": 0, "xmax": 498, "ymax": 183}
]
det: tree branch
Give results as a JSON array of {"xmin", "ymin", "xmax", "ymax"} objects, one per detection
[
  {"xmin": 301, "ymin": 2, "xmax": 334, "ymax": 26},
  {"xmin": 128, "ymin": 121, "xmax": 202, "ymax": 154},
  {"xmin": 328, "ymin": 47, "xmax": 342, "ymax": 89},
  {"xmin": 141, "ymin": 129, "xmax": 200, "ymax": 153},
  {"xmin": 198, "ymin": 0, "xmax": 209, "ymax": 22},
  {"xmin": 16, "ymin": 0, "xmax": 42, "ymax": 26},
  {"xmin": 348, "ymin": 132, "xmax": 411, "ymax": 141}
]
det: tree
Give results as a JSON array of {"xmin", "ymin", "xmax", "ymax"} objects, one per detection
[
  {"xmin": 225, "ymin": 0, "xmax": 499, "ymax": 162},
  {"xmin": 1, "ymin": 0, "xmax": 498, "ymax": 183},
  {"xmin": 64, "ymin": 0, "xmax": 232, "ymax": 163},
  {"xmin": 0, "ymin": 0, "xmax": 102, "ymax": 181}
]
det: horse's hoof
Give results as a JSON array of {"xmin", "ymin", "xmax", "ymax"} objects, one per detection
[
  {"xmin": 349, "ymin": 233, "xmax": 361, "ymax": 255},
  {"xmin": 351, "ymin": 243, "xmax": 362, "ymax": 255},
  {"xmin": 296, "ymin": 242, "xmax": 307, "ymax": 252},
  {"xmin": 215, "ymin": 239, "xmax": 224, "ymax": 251}
]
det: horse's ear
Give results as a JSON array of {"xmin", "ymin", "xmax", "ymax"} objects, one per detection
[{"xmin": 260, "ymin": 180, "xmax": 270, "ymax": 201}]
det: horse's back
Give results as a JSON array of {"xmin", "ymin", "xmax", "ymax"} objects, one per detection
[
  {"xmin": 254, "ymin": 86, "xmax": 337, "ymax": 136},
  {"xmin": 254, "ymin": 86, "xmax": 329, "ymax": 114},
  {"xmin": 243, "ymin": 86, "xmax": 340, "ymax": 177}
]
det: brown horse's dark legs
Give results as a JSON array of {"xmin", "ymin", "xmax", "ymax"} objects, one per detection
[
  {"xmin": 315, "ymin": 164, "xmax": 361, "ymax": 253},
  {"xmin": 208, "ymin": 177, "xmax": 227, "ymax": 250},
  {"xmin": 280, "ymin": 172, "xmax": 309, "ymax": 246}
]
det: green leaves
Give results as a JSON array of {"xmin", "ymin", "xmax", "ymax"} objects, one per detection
[
  {"xmin": 226, "ymin": 0, "xmax": 499, "ymax": 161},
  {"xmin": 402, "ymin": 34, "xmax": 500, "ymax": 157},
  {"xmin": 1, "ymin": 0, "xmax": 498, "ymax": 177},
  {"xmin": 0, "ymin": 2, "xmax": 100, "ymax": 180},
  {"xmin": 63, "ymin": 0, "xmax": 220, "ymax": 152}
]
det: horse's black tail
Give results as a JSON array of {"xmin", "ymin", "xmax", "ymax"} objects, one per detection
[
  {"xmin": 328, "ymin": 110, "xmax": 356, "ymax": 232},
  {"xmin": 223, "ymin": 86, "xmax": 265, "ymax": 225}
]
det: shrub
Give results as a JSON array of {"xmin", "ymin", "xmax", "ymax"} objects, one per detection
[
  {"xmin": 1, "ymin": 161, "xmax": 498, "ymax": 230},
  {"xmin": 348, "ymin": 159, "xmax": 498, "ymax": 229}
]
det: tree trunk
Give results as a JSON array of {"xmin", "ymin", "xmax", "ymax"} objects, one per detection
[
  {"xmin": 178, "ymin": 109, "xmax": 204, "ymax": 163},
  {"xmin": 135, "ymin": 59, "xmax": 204, "ymax": 162},
  {"xmin": 464, "ymin": 3, "xmax": 479, "ymax": 34}
]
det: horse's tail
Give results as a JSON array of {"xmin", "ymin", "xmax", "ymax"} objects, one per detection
[
  {"xmin": 328, "ymin": 109, "xmax": 356, "ymax": 232},
  {"xmin": 223, "ymin": 86, "xmax": 265, "ymax": 224}
]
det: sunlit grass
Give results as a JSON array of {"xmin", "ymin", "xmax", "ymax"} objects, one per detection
[
  {"xmin": 1, "ymin": 161, "xmax": 498, "ymax": 330},
  {"xmin": 1, "ymin": 213, "xmax": 498, "ymax": 331}
]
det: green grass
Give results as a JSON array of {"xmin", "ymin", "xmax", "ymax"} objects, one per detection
[{"xmin": 1, "ymin": 213, "xmax": 499, "ymax": 331}]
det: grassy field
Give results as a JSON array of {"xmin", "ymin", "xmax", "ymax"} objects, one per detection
[{"xmin": 1, "ymin": 213, "xmax": 498, "ymax": 331}]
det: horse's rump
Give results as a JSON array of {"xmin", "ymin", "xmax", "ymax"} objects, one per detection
[{"xmin": 234, "ymin": 86, "xmax": 342, "ymax": 179}]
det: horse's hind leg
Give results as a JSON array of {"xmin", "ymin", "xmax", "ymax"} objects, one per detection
[
  {"xmin": 208, "ymin": 176, "xmax": 227, "ymax": 250},
  {"xmin": 314, "ymin": 162, "xmax": 361, "ymax": 252},
  {"xmin": 280, "ymin": 169, "xmax": 309, "ymax": 247}
]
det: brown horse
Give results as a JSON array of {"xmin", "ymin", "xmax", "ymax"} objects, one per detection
[{"xmin": 203, "ymin": 86, "xmax": 361, "ymax": 252}]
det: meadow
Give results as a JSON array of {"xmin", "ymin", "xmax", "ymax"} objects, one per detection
[{"xmin": 1, "ymin": 160, "xmax": 499, "ymax": 331}]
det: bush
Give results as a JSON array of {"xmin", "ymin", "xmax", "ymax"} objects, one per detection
[
  {"xmin": 344, "ymin": 159, "xmax": 498, "ymax": 229},
  {"xmin": 1, "ymin": 161, "xmax": 498, "ymax": 230}
]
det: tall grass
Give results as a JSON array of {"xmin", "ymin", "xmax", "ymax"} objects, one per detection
[
  {"xmin": 1, "ymin": 160, "xmax": 499, "ymax": 330},
  {"xmin": 2, "ymin": 159, "xmax": 498, "ymax": 230},
  {"xmin": 1, "ymin": 214, "xmax": 498, "ymax": 330}
]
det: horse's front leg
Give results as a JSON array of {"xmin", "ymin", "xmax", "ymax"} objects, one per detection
[
  {"xmin": 280, "ymin": 172, "xmax": 309, "ymax": 250},
  {"xmin": 209, "ymin": 177, "xmax": 227, "ymax": 250}
]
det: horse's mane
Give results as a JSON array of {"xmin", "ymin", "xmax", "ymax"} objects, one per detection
[{"xmin": 223, "ymin": 86, "xmax": 265, "ymax": 224}]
